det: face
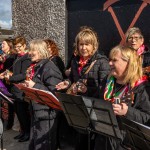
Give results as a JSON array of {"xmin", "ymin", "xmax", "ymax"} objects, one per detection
[
  {"xmin": 47, "ymin": 46, "xmax": 52, "ymax": 57},
  {"xmin": 78, "ymin": 40, "xmax": 94, "ymax": 59},
  {"xmin": 126, "ymin": 33, "xmax": 144, "ymax": 50},
  {"xmin": 109, "ymin": 51, "xmax": 128, "ymax": 81},
  {"xmin": 1, "ymin": 41, "xmax": 10, "ymax": 53},
  {"xmin": 14, "ymin": 43, "xmax": 26, "ymax": 54},
  {"xmin": 29, "ymin": 50, "xmax": 41, "ymax": 62}
]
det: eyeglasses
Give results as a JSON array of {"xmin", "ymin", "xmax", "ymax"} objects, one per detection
[
  {"xmin": 14, "ymin": 45, "xmax": 22, "ymax": 49},
  {"xmin": 128, "ymin": 36, "xmax": 142, "ymax": 41}
]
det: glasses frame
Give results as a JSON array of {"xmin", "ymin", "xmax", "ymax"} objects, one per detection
[
  {"xmin": 14, "ymin": 45, "xmax": 23, "ymax": 49},
  {"xmin": 128, "ymin": 36, "xmax": 143, "ymax": 41}
]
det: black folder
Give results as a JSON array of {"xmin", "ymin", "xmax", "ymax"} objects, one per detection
[
  {"xmin": 56, "ymin": 92, "xmax": 122, "ymax": 140},
  {"xmin": 120, "ymin": 117, "xmax": 150, "ymax": 150}
]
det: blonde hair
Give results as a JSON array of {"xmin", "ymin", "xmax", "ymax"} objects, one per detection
[
  {"xmin": 109, "ymin": 45, "xmax": 143, "ymax": 87},
  {"xmin": 29, "ymin": 39, "xmax": 50, "ymax": 59},
  {"xmin": 74, "ymin": 26, "xmax": 99, "ymax": 56},
  {"xmin": 125, "ymin": 27, "xmax": 143, "ymax": 42}
]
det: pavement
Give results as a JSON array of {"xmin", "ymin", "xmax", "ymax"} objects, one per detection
[{"xmin": 1, "ymin": 129, "xmax": 29, "ymax": 150}]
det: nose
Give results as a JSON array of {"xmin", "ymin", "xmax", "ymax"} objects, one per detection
[
  {"xmin": 109, "ymin": 60, "xmax": 113, "ymax": 66},
  {"xmin": 82, "ymin": 44, "xmax": 86, "ymax": 49}
]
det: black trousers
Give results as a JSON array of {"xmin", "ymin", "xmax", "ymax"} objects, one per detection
[{"xmin": 14, "ymin": 100, "xmax": 30, "ymax": 134}]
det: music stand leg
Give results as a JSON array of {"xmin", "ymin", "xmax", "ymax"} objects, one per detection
[{"xmin": 87, "ymin": 127, "xmax": 91, "ymax": 150}]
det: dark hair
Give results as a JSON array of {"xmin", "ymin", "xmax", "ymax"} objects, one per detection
[
  {"xmin": 4, "ymin": 38, "xmax": 13, "ymax": 51},
  {"xmin": 13, "ymin": 36, "xmax": 26, "ymax": 46}
]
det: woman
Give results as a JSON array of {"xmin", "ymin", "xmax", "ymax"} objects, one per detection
[
  {"xmin": 125, "ymin": 27, "xmax": 150, "ymax": 99},
  {"xmin": 95, "ymin": 45, "xmax": 150, "ymax": 150},
  {"xmin": 24, "ymin": 39, "xmax": 63, "ymax": 150},
  {"xmin": 0, "ymin": 38, "xmax": 16, "ymax": 130},
  {"xmin": 56, "ymin": 26, "xmax": 110, "ymax": 150},
  {"xmin": 125, "ymin": 27, "xmax": 150, "ymax": 68},
  {"xmin": 44, "ymin": 38, "xmax": 65, "ymax": 78},
  {"xmin": 4, "ymin": 36, "xmax": 31, "ymax": 142}
]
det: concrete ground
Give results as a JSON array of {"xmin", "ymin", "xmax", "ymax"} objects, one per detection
[{"xmin": 0, "ymin": 129, "xmax": 29, "ymax": 150}]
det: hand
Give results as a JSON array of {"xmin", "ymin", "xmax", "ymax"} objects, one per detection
[
  {"xmin": 65, "ymin": 68, "xmax": 71, "ymax": 77},
  {"xmin": 24, "ymin": 79, "xmax": 35, "ymax": 88},
  {"xmin": 4, "ymin": 73, "xmax": 10, "ymax": 80},
  {"xmin": 56, "ymin": 80, "xmax": 70, "ymax": 90},
  {"xmin": 0, "ymin": 73, "xmax": 5, "ymax": 79},
  {"xmin": 76, "ymin": 82, "xmax": 87, "ymax": 93},
  {"xmin": 112, "ymin": 103, "xmax": 128, "ymax": 116}
]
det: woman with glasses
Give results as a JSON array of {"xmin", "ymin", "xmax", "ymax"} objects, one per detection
[
  {"xmin": 125, "ymin": 27, "xmax": 150, "ymax": 68},
  {"xmin": 4, "ymin": 36, "xmax": 31, "ymax": 142},
  {"xmin": 125, "ymin": 27, "xmax": 150, "ymax": 99}
]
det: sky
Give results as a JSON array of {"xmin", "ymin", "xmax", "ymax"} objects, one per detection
[{"xmin": 0, "ymin": 0, "xmax": 12, "ymax": 29}]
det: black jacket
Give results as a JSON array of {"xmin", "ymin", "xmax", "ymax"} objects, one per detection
[
  {"xmin": 69, "ymin": 51, "xmax": 110, "ymax": 98},
  {"xmin": 95, "ymin": 80, "xmax": 150, "ymax": 150},
  {"xmin": 9, "ymin": 53, "xmax": 31, "ymax": 100},
  {"xmin": 51, "ymin": 55, "xmax": 65, "ymax": 78},
  {"xmin": 125, "ymin": 81, "xmax": 150, "ymax": 125},
  {"xmin": 0, "ymin": 53, "xmax": 17, "ymax": 73},
  {"xmin": 31, "ymin": 59, "xmax": 63, "ymax": 115},
  {"xmin": 142, "ymin": 46, "xmax": 150, "ymax": 68}
]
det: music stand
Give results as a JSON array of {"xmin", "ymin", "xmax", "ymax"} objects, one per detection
[
  {"xmin": 15, "ymin": 84, "xmax": 62, "ymax": 110},
  {"xmin": 120, "ymin": 117, "xmax": 150, "ymax": 150},
  {"xmin": 56, "ymin": 93, "xmax": 122, "ymax": 150}
]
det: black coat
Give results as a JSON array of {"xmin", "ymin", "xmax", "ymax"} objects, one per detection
[
  {"xmin": 31, "ymin": 59, "xmax": 63, "ymax": 115},
  {"xmin": 142, "ymin": 46, "xmax": 150, "ymax": 68},
  {"xmin": 9, "ymin": 53, "xmax": 31, "ymax": 100},
  {"xmin": 95, "ymin": 80, "xmax": 150, "ymax": 150},
  {"xmin": 51, "ymin": 55, "xmax": 65, "ymax": 78},
  {"xmin": 29, "ymin": 59, "xmax": 63, "ymax": 150},
  {"xmin": 0, "ymin": 53, "xmax": 17, "ymax": 73},
  {"xmin": 69, "ymin": 51, "xmax": 110, "ymax": 98}
]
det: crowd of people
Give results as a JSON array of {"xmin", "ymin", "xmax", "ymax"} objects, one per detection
[{"xmin": 0, "ymin": 26, "xmax": 149, "ymax": 150}]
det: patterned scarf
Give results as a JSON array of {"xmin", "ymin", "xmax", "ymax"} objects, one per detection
[
  {"xmin": 104, "ymin": 75, "xmax": 148, "ymax": 103},
  {"xmin": 26, "ymin": 63, "xmax": 36, "ymax": 80},
  {"xmin": 104, "ymin": 76, "xmax": 129, "ymax": 103},
  {"xmin": 78, "ymin": 56, "xmax": 89, "ymax": 74}
]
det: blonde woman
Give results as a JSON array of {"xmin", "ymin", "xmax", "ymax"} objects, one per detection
[
  {"xmin": 56, "ymin": 26, "xmax": 110, "ymax": 150},
  {"xmin": 95, "ymin": 45, "xmax": 150, "ymax": 150},
  {"xmin": 24, "ymin": 39, "xmax": 63, "ymax": 150}
]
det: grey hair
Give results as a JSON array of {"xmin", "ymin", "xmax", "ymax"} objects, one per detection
[
  {"xmin": 125, "ymin": 27, "xmax": 143, "ymax": 42},
  {"xmin": 29, "ymin": 39, "xmax": 50, "ymax": 59}
]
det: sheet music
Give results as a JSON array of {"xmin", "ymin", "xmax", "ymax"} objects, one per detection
[
  {"xmin": 14, "ymin": 83, "xmax": 61, "ymax": 110},
  {"xmin": 35, "ymin": 89, "xmax": 59, "ymax": 102}
]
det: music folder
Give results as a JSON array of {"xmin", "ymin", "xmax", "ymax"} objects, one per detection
[
  {"xmin": 56, "ymin": 92, "xmax": 122, "ymax": 140},
  {"xmin": 120, "ymin": 117, "xmax": 150, "ymax": 150},
  {"xmin": 14, "ymin": 83, "xmax": 62, "ymax": 110}
]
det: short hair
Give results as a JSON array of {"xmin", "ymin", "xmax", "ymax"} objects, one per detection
[
  {"xmin": 74, "ymin": 26, "xmax": 99, "ymax": 56},
  {"xmin": 109, "ymin": 45, "xmax": 143, "ymax": 87},
  {"xmin": 44, "ymin": 39, "xmax": 59, "ymax": 56},
  {"xmin": 13, "ymin": 36, "xmax": 26, "ymax": 46},
  {"xmin": 125, "ymin": 27, "xmax": 143, "ymax": 42},
  {"xmin": 29, "ymin": 39, "xmax": 50, "ymax": 59}
]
